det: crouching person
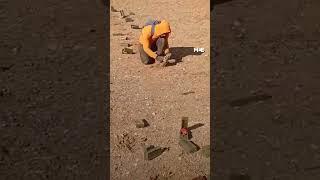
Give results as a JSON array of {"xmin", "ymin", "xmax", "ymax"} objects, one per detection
[{"xmin": 138, "ymin": 19, "xmax": 172, "ymax": 65}]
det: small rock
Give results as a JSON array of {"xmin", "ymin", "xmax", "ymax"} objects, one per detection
[
  {"xmin": 241, "ymin": 153, "xmax": 247, "ymax": 159},
  {"xmin": 48, "ymin": 41, "xmax": 59, "ymax": 50},
  {"xmin": 233, "ymin": 19, "xmax": 241, "ymax": 27},
  {"xmin": 12, "ymin": 47, "xmax": 18, "ymax": 55},
  {"xmin": 310, "ymin": 144, "xmax": 319, "ymax": 150},
  {"xmin": 0, "ymin": 88, "xmax": 11, "ymax": 97},
  {"xmin": 89, "ymin": 46, "xmax": 96, "ymax": 51},
  {"xmin": 240, "ymin": 28, "xmax": 246, "ymax": 33},
  {"xmin": 135, "ymin": 119, "xmax": 149, "ymax": 128},
  {"xmin": 73, "ymin": 44, "xmax": 83, "ymax": 50},
  {"xmin": 236, "ymin": 130, "xmax": 243, "ymax": 136},
  {"xmin": 63, "ymin": 129, "xmax": 69, "ymax": 134},
  {"xmin": 1, "ymin": 122, "xmax": 8, "ymax": 127},
  {"xmin": 152, "ymin": 112, "xmax": 156, "ymax": 116}
]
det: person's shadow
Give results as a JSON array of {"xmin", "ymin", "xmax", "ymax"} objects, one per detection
[{"xmin": 168, "ymin": 47, "xmax": 205, "ymax": 66}]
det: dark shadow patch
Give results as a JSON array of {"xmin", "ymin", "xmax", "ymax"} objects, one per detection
[
  {"xmin": 211, "ymin": 0, "xmax": 236, "ymax": 11},
  {"xmin": 188, "ymin": 123, "xmax": 205, "ymax": 139},
  {"xmin": 169, "ymin": 47, "xmax": 205, "ymax": 65},
  {"xmin": 181, "ymin": 91, "xmax": 195, "ymax": 95},
  {"xmin": 1, "ymin": 64, "xmax": 14, "ymax": 72},
  {"xmin": 229, "ymin": 173, "xmax": 251, "ymax": 180},
  {"xmin": 229, "ymin": 93, "xmax": 272, "ymax": 107},
  {"xmin": 125, "ymin": 17, "xmax": 134, "ymax": 22},
  {"xmin": 188, "ymin": 123, "xmax": 205, "ymax": 131}
]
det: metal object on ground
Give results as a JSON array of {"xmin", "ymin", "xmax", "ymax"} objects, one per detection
[
  {"xmin": 135, "ymin": 119, "xmax": 149, "ymax": 128},
  {"xmin": 111, "ymin": 6, "xmax": 118, "ymax": 12},
  {"xmin": 179, "ymin": 139, "xmax": 198, "ymax": 153},
  {"xmin": 131, "ymin": 25, "xmax": 141, "ymax": 29},
  {"xmin": 120, "ymin": 43, "xmax": 133, "ymax": 47},
  {"xmin": 125, "ymin": 17, "xmax": 134, "ymax": 22},
  {"xmin": 180, "ymin": 117, "xmax": 190, "ymax": 141},
  {"xmin": 112, "ymin": 33, "xmax": 125, "ymax": 36},
  {"xmin": 178, "ymin": 116, "xmax": 199, "ymax": 153},
  {"xmin": 120, "ymin": 10, "xmax": 125, "ymax": 18},
  {"xmin": 144, "ymin": 145, "xmax": 164, "ymax": 160},
  {"xmin": 122, "ymin": 48, "xmax": 134, "ymax": 54}
]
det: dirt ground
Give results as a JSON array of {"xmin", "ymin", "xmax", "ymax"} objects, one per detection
[
  {"xmin": 213, "ymin": 0, "xmax": 320, "ymax": 179},
  {"xmin": 1, "ymin": 0, "xmax": 106, "ymax": 179},
  {"xmin": 110, "ymin": 0, "xmax": 210, "ymax": 179}
]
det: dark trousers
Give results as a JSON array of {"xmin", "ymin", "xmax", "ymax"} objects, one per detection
[{"xmin": 138, "ymin": 37, "xmax": 168, "ymax": 64}]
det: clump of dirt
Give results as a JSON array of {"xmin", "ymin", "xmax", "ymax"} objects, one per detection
[{"xmin": 116, "ymin": 132, "xmax": 136, "ymax": 152}]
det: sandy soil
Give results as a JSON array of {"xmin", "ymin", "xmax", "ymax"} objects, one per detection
[
  {"xmin": 110, "ymin": 0, "xmax": 210, "ymax": 179},
  {"xmin": 213, "ymin": 0, "xmax": 320, "ymax": 179},
  {"xmin": 1, "ymin": 0, "xmax": 106, "ymax": 179}
]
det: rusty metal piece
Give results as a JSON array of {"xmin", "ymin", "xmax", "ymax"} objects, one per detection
[
  {"xmin": 120, "ymin": 10, "xmax": 125, "ymax": 18},
  {"xmin": 131, "ymin": 25, "xmax": 141, "ymax": 29},
  {"xmin": 179, "ymin": 139, "xmax": 198, "ymax": 153},
  {"xmin": 122, "ymin": 48, "xmax": 134, "ymax": 54},
  {"xmin": 111, "ymin": 6, "xmax": 118, "ymax": 12},
  {"xmin": 125, "ymin": 17, "xmax": 134, "ymax": 22},
  {"xmin": 144, "ymin": 145, "xmax": 164, "ymax": 160},
  {"xmin": 135, "ymin": 119, "xmax": 149, "ymax": 128},
  {"xmin": 112, "ymin": 33, "xmax": 125, "ymax": 36},
  {"xmin": 180, "ymin": 117, "xmax": 190, "ymax": 140},
  {"xmin": 181, "ymin": 117, "xmax": 188, "ymax": 128}
]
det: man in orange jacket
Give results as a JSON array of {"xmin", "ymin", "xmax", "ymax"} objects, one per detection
[{"xmin": 138, "ymin": 19, "xmax": 172, "ymax": 65}]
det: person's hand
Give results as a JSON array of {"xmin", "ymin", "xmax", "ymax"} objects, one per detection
[
  {"xmin": 164, "ymin": 52, "xmax": 172, "ymax": 59},
  {"xmin": 156, "ymin": 55, "xmax": 164, "ymax": 62}
]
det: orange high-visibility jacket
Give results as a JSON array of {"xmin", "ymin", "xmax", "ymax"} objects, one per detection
[{"xmin": 139, "ymin": 20, "xmax": 171, "ymax": 59}]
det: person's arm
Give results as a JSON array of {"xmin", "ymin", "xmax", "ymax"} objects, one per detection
[
  {"xmin": 141, "ymin": 33, "xmax": 157, "ymax": 59},
  {"xmin": 142, "ymin": 42, "xmax": 157, "ymax": 59}
]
